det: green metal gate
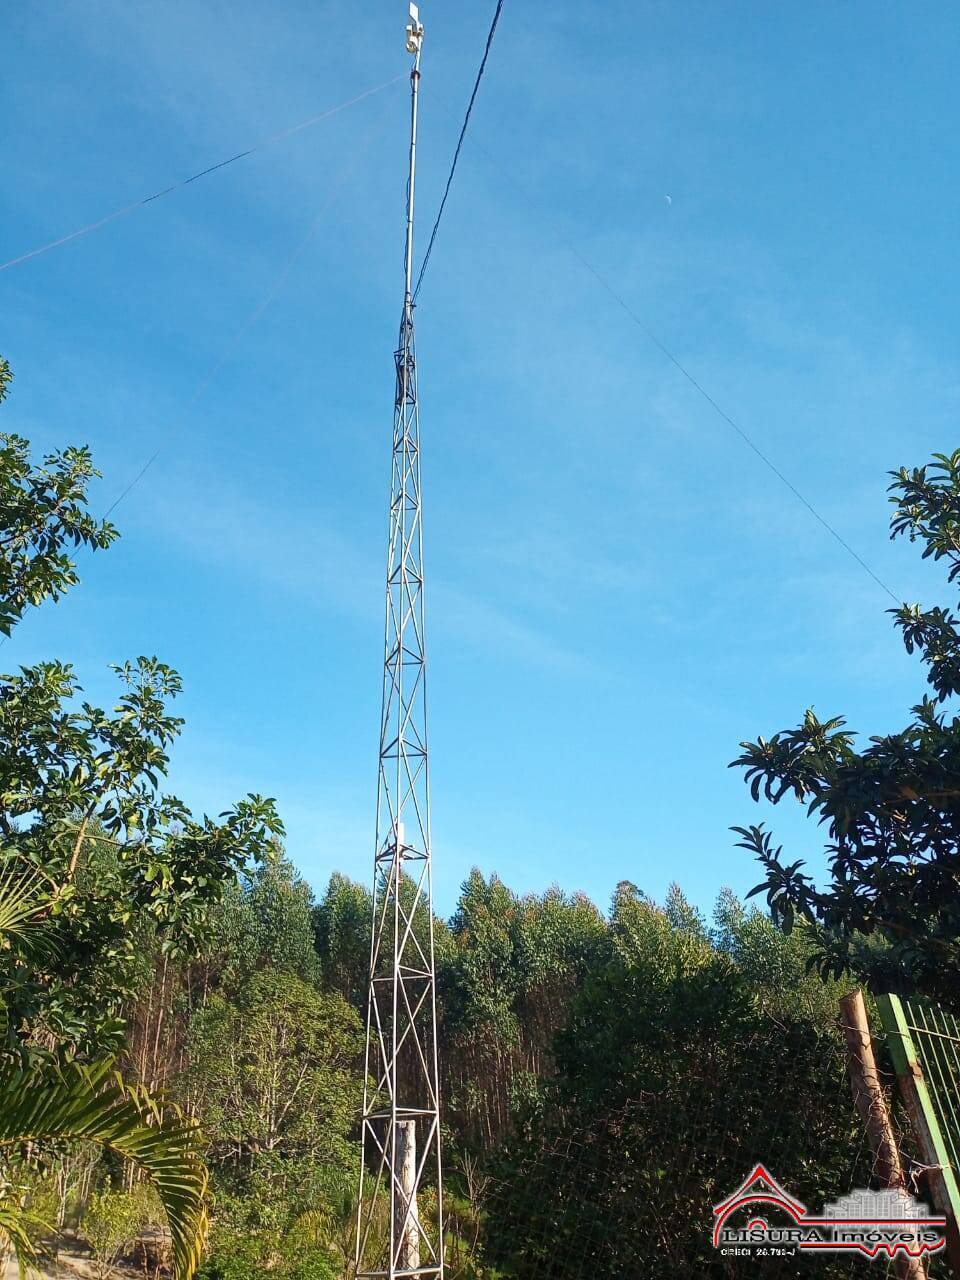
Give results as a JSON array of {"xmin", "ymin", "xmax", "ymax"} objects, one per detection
[{"xmin": 877, "ymin": 993, "xmax": 960, "ymax": 1272}]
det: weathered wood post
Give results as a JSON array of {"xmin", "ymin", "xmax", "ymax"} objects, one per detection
[
  {"xmin": 395, "ymin": 1120, "xmax": 420, "ymax": 1271},
  {"xmin": 839, "ymin": 989, "xmax": 927, "ymax": 1280}
]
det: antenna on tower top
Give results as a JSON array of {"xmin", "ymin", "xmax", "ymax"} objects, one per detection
[
  {"xmin": 401, "ymin": 2, "xmax": 423, "ymax": 305},
  {"xmin": 406, "ymin": 3, "xmax": 423, "ymax": 55}
]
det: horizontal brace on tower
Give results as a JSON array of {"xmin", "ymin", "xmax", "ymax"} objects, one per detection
[
  {"xmin": 370, "ymin": 964, "xmax": 434, "ymax": 977},
  {"xmin": 382, "ymin": 643, "xmax": 426, "ymax": 661},
  {"xmin": 364, "ymin": 1107, "xmax": 441, "ymax": 1121},
  {"xmin": 356, "ymin": 1269, "xmax": 442, "ymax": 1280}
]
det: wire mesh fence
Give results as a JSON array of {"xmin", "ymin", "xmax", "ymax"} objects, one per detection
[
  {"xmin": 898, "ymin": 998, "xmax": 960, "ymax": 1186},
  {"xmin": 454, "ymin": 1005, "xmax": 953, "ymax": 1279}
]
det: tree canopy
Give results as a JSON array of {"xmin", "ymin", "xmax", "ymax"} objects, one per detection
[
  {"xmin": 0, "ymin": 358, "xmax": 282, "ymax": 1277},
  {"xmin": 733, "ymin": 450, "xmax": 960, "ymax": 1004}
]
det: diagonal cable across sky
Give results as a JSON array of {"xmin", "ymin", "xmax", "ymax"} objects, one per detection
[{"xmin": 0, "ymin": 74, "xmax": 405, "ymax": 274}]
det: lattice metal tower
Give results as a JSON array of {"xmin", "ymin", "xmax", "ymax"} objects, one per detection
[{"xmin": 356, "ymin": 6, "xmax": 445, "ymax": 1277}]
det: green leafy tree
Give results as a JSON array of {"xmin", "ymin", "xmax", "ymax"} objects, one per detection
[
  {"xmin": 0, "ymin": 868, "xmax": 208, "ymax": 1280},
  {"xmin": 0, "ymin": 360, "xmax": 283, "ymax": 1053},
  {"xmin": 0, "ymin": 359, "xmax": 116, "ymax": 634},
  {"xmin": 485, "ymin": 888, "xmax": 860, "ymax": 1279},
  {"xmin": 442, "ymin": 871, "xmax": 522, "ymax": 1146},
  {"xmin": 732, "ymin": 450, "xmax": 960, "ymax": 1003},
  {"xmin": 120, "ymin": 855, "xmax": 323, "ymax": 1104},
  {"xmin": 508, "ymin": 885, "xmax": 606, "ymax": 1103},
  {"xmin": 446, "ymin": 871, "xmax": 520, "ymax": 1041},
  {"xmin": 313, "ymin": 871, "xmax": 448, "ymax": 1009},
  {"xmin": 0, "ymin": 655, "xmax": 282, "ymax": 1053},
  {"xmin": 438, "ymin": 872, "xmax": 607, "ymax": 1149},
  {"xmin": 77, "ymin": 1186, "xmax": 156, "ymax": 1280},
  {"xmin": 181, "ymin": 969, "xmax": 362, "ymax": 1277},
  {"xmin": 237, "ymin": 858, "xmax": 320, "ymax": 984},
  {"xmin": 313, "ymin": 872, "xmax": 373, "ymax": 1006},
  {"xmin": 201, "ymin": 857, "xmax": 321, "ymax": 998},
  {"xmin": 181, "ymin": 968, "xmax": 362, "ymax": 1177}
]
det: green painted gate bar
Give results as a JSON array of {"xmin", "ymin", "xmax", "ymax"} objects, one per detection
[{"xmin": 877, "ymin": 992, "xmax": 960, "ymax": 1273}]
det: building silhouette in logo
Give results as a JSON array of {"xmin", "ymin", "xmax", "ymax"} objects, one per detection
[{"xmin": 822, "ymin": 1188, "xmax": 932, "ymax": 1222}]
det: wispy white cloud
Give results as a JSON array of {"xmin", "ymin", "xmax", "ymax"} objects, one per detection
[
  {"xmin": 433, "ymin": 584, "xmax": 597, "ymax": 677},
  {"xmin": 143, "ymin": 472, "xmax": 597, "ymax": 676}
]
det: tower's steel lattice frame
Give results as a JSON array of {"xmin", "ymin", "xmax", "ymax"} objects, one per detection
[{"xmin": 356, "ymin": 7, "xmax": 445, "ymax": 1278}]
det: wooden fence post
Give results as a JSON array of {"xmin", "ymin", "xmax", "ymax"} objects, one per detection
[{"xmin": 839, "ymin": 989, "xmax": 926, "ymax": 1280}]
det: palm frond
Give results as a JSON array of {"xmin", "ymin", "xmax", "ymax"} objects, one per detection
[
  {"xmin": 0, "ymin": 861, "xmax": 50, "ymax": 948},
  {"xmin": 0, "ymin": 1200, "xmax": 40, "ymax": 1280},
  {"xmin": 0, "ymin": 1059, "xmax": 208, "ymax": 1280}
]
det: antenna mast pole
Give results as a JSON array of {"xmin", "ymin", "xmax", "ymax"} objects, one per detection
[{"xmin": 356, "ymin": 6, "xmax": 445, "ymax": 1278}]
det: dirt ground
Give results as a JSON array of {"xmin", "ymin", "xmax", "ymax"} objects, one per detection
[{"xmin": 3, "ymin": 1235, "xmax": 151, "ymax": 1280}]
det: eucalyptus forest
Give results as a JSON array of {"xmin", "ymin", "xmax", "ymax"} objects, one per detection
[{"xmin": 1, "ymin": 346, "xmax": 959, "ymax": 1279}]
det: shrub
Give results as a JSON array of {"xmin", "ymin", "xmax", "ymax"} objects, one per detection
[{"xmin": 78, "ymin": 1188, "xmax": 149, "ymax": 1280}]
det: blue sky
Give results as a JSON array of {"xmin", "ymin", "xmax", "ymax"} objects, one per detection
[{"xmin": 3, "ymin": 1, "xmax": 958, "ymax": 918}]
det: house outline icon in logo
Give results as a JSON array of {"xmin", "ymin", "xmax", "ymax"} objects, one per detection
[{"xmin": 713, "ymin": 1164, "xmax": 807, "ymax": 1247}]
